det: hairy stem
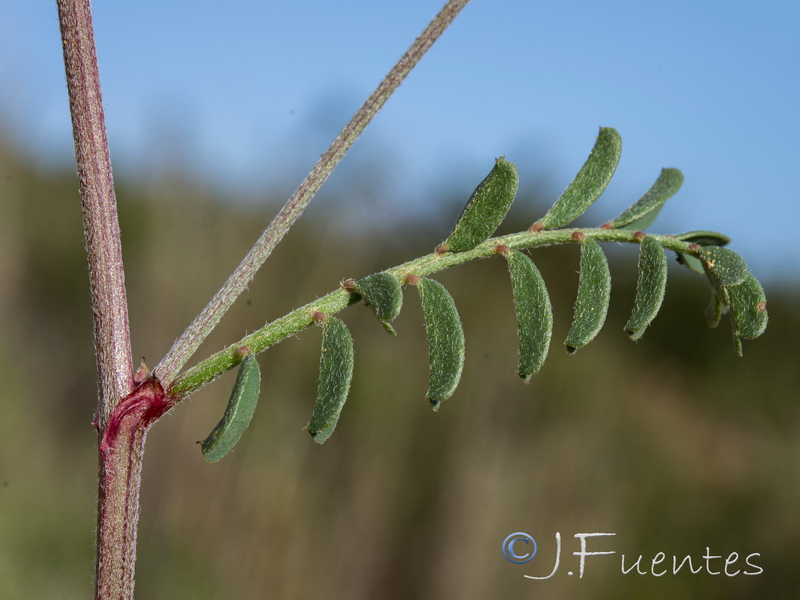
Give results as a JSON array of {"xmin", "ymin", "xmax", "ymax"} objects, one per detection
[
  {"xmin": 168, "ymin": 228, "xmax": 703, "ymax": 400},
  {"xmin": 57, "ymin": 1, "xmax": 137, "ymax": 598},
  {"xmin": 57, "ymin": 0, "xmax": 133, "ymax": 422},
  {"xmin": 94, "ymin": 431, "xmax": 145, "ymax": 600},
  {"xmin": 155, "ymin": 0, "xmax": 472, "ymax": 385},
  {"xmin": 94, "ymin": 378, "xmax": 168, "ymax": 600}
]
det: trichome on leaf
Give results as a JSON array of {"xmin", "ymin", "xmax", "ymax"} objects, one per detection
[
  {"xmin": 533, "ymin": 127, "xmax": 622, "ymax": 230},
  {"xmin": 354, "ymin": 272, "xmax": 403, "ymax": 335},
  {"xmin": 306, "ymin": 316, "xmax": 355, "ymax": 444},
  {"xmin": 200, "ymin": 350, "xmax": 261, "ymax": 462},
  {"xmin": 501, "ymin": 248, "xmax": 553, "ymax": 381},
  {"xmin": 625, "ymin": 235, "xmax": 668, "ymax": 340},
  {"xmin": 187, "ymin": 127, "xmax": 769, "ymax": 447},
  {"xmin": 442, "ymin": 156, "xmax": 519, "ymax": 252},
  {"xmin": 564, "ymin": 237, "xmax": 612, "ymax": 353},
  {"xmin": 413, "ymin": 277, "xmax": 466, "ymax": 411}
]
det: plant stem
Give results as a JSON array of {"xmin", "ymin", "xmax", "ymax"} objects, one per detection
[
  {"xmin": 168, "ymin": 228, "xmax": 703, "ymax": 400},
  {"xmin": 57, "ymin": 1, "xmax": 138, "ymax": 598},
  {"xmin": 154, "ymin": 0, "xmax": 473, "ymax": 386},
  {"xmin": 57, "ymin": 1, "xmax": 474, "ymax": 595},
  {"xmin": 57, "ymin": 0, "xmax": 133, "ymax": 422},
  {"xmin": 94, "ymin": 378, "xmax": 167, "ymax": 600}
]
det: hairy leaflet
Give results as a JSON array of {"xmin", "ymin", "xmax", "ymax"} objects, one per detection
[
  {"xmin": 608, "ymin": 168, "xmax": 683, "ymax": 231},
  {"xmin": 200, "ymin": 351, "xmax": 261, "ymax": 462},
  {"xmin": 443, "ymin": 157, "xmax": 519, "ymax": 252},
  {"xmin": 307, "ymin": 316, "xmax": 355, "ymax": 444},
  {"xmin": 625, "ymin": 236, "xmax": 668, "ymax": 340},
  {"xmin": 355, "ymin": 272, "xmax": 403, "ymax": 335},
  {"xmin": 565, "ymin": 237, "xmax": 611, "ymax": 353},
  {"xmin": 503, "ymin": 249, "xmax": 552, "ymax": 381},
  {"xmin": 534, "ymin": 127, "xmax": 622, "ymax": 229},
  {"xmin": 415, "ymin": 277, "xmax": 465, "ymax": 410}
]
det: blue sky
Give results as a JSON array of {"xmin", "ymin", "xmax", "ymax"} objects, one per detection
[{"xmin": 4, "ymin": 1, "xmax": 800, "ymax": 282}]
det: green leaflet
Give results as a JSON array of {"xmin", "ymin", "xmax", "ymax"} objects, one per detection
[
  {"xmin": 727, "ymin": 274, "xmax": 768, "ymax": 356},
  {"xmin": 201, "ymin": 352, "xmax": 261, "ymax": 463},
  {"xmin": 355, "ymin": 272, "xmax": 403, "ymax": 335},
  {"xmin": 673, "ymin": 230, "xmax": 730, "ymax": 247},
  {"xmin": 699, "ymin": 246, "xmax": 749, "ymax": 289},
  {"xmin": 705, "ymin": 291, "xmax": 726, "ymax": 329},
  {"xmin": 608, "ymin": 168, "xmax": 684, "ymax": 231},
  {"xmin": 565, "ymin": 237, "xmax": 611, "ymax": 353},
  {"xmin": 307, "ymin": 317, "xmax": 355, "ymax": 444},
  {"xmin": 415, "ymin": 277, "xmax": 465, "ymax": 410},
  {"xmin": 678, "ymin": 245, "xmax": 747, "ymax": 280},
  {"xmin": 689, "ymin": 244, "xmax": 767, "ymax": 354},
  {"xmin": 674, "ymin": 232, "xmax": 732, "ymax": 274},
  {"xmin": 625, "ymin": 236, "xmax": 668, "ymax": 340},
  {"xmin": 534, "ymin": 128, "xmax": 622, "ymax": 230},
  {"xmin": 676, "ymin": 251, "xmax": 706, "ymax": 275},
  {"xmin": 504, "ymin": 250, "xmax": 552, "ymax": 381},
  {"xmin": 443, "ymin": 157, "xmax": 519, "ymax": 252}
]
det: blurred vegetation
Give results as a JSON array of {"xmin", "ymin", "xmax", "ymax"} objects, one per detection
[{"xmin": 1, "ymin": 135, "xmax": 798, "ymax": 599}]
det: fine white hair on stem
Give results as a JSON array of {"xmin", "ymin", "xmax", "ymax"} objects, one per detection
[{"xmin": 154, "ymin": 0, "xmax": 473, "ymax": 386}]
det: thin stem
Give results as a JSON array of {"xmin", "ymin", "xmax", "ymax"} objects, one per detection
[
  {"xmin": 58, "ymin": 1, "xmax": 139, "ymax": 598},
  {"xmin": 154, "ymin": 0, "xmax": 472, "ymax": 385},
  {"xmin": 57, "ymin": 0, "xmax": 134, "ymax": 422},
  {"xmin": 168, "ymin": 228, "xmax": 703, "ymax": 400}
]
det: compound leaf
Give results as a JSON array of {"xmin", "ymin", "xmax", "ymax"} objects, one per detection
[
  {"xmin": 443, "ymin": 157, "xmax": 519, "ymax": 252},
  {"xmin": 355, "ymin": 272, "xmax": 403, "ymax": 334},
  {"xmin": 415, "ymin": 277, "xmax": 465, "ymax": 410},
  {"xmin": 534, "ymin": 127, "xmax": 622, "ymax": 229},
  {"xmin": 504, "ymin": 249, "xmax": 553, "ymax": 381},
  {"xmin": 307, "ymin": 317, "xmax": 355, "ymax": 444},
  {"xmin": 608, "ymin": 168, "xmax": 683, "ymax": 230},
  {"xmin": 625, "ymin": 236, "xmax": 668, "ymax": 340},
  {"xmin": 201, "ymin": 351, "xmax": 261, "ymax": 462},
  {"xmin": 565, "ymin": 237, "xmax": 611, "ymax": 353}
]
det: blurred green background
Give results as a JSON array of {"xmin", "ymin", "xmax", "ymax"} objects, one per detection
[{"xmin": 1, "ymin": 135, "xmax": 798, "ymax": 599}]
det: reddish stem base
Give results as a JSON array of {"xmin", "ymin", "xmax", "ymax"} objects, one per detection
[{"xmin": 95, "ymin": 377, "xmax": 169, "ymax": 600}]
